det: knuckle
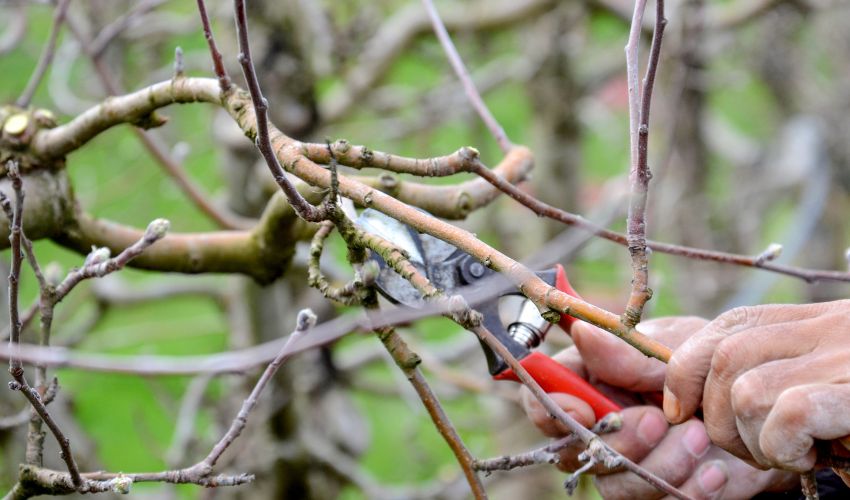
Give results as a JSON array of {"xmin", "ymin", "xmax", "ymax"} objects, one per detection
[
  {"xmin": 715, "ymin": 306, "xmax": 759, "ymax": 332},
  {"xmin": 709, "ymin": 337, "xmax": 743, "ymax": 382},
  {"xmin": 760, "ymin": 388, "xmax": 815, "ymax": 467},
  {"xmin": 770, "ymin": 387, "xmax": 810, "ymax": 431},
  {"xmin": 730, "ymin": 372, "xmax": 770, "ymax": 418}
]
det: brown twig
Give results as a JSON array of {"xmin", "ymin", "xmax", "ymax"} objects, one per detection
[
  {"xmin": 473, "ymin": 413, "xmax": 623, "ymax": 473},
  {"xmin": 8, "ymin": 464, "xmax": 250, "ymax": 498},
  {"xmin": 53, "ymin": 219, "xmax": 170, "ymax": 301},
  {"xmin": 7, "ymin": 161, "xmax": 24, "ymax": 376},
  {"xmin": 0, "ymin": 302, "xmax": 38, "ymax": 343},
  {"xmin": 3, "ymin": 310, "xmax": 318, "ymax": 498},
  {"xmin": 622, "ymin": 0, "xmax": 666, "ymax": 327},
  {"xmin": 421, "ymin": 0, "xmax": 512, "ymax": 153},
  {"xmin": 16, "ymin": 0, "xmax": 72, "ymax": 108},
  {"xmin": 196, "ymin": 0, "xmax": 231, "ymax": 91},
  {"xmin": 5, "ymin": 161, "xmax": 83, "ymax": 490},
  {"xmin": 323, "ymin": 215, "xmax": 486, "ymax": 497},
  {"xmin": 202, "ymin": 308, "xmax": 315, "ymax": 469},
  {"xmin": 232, "ymin": 0, "xmax": 326, "ymax": 223},
  {"xmin": 374, "ymin": 326, "xmax": 487, "ymax": 499},
  {"xmin": 462, "ymin": 158, "xmax": 850, "ymax": 282},
  {"xmin": 9, "ymin": 377, "xmax": 82, "ymax": 489}
]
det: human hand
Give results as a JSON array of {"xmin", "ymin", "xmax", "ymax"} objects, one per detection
[
  {"xmin": 522, "ymin": 317, "xmax": 796, "ymax": 499},
  {"xmin": 664, "ymin": 301, "xmax": 850, "ymax": 478}
]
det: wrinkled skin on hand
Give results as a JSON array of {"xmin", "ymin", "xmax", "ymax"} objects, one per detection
[
  {"xmin": 522, "ymin": 317, "xmax": 796, "ymax": 499},
  {"xmin": 664, "ymin": 301, "xmax": 850, "ymax": 482}
]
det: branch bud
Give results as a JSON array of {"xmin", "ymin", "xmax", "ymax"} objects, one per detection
[
  {"xmin": 295, "ymin": 308, "xmax": 317, "ymax": 332},
  {"xmin": 755, "ymin": 243, "xmax": 782, "ymax": 265},
  {"xmin": 173, "ymin": 46, "xmax": 185, "ymax": 78},
  {"xmin": 84, "ymin": 246, "xmax": 111, "ymax": 267},
  {"xmin": 144, "ymin": 218, "xmax": 170, "ymax": 241},
  {"xmin": 109, "ymin": 474, "xmax": 133, "ymax": 494}
]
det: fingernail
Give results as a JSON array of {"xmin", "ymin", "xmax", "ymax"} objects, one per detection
[
  {"xmin": 683, "ymin": 423, "xmax": 710, "ymax": 458},
  {"xmin": 698, "ymin": 462, "xmax": 727, "ymax": 495},
  {"xmin": 663, "ymin": 386, "xmax": 681, "ymax": 422},
  {"xmin": 636, "ymin": 412, "xmax": 667, "ymax": 447}
]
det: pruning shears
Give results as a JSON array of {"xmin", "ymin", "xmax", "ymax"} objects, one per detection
[{"xmin": 356, "ymin": 208, "xmax": 620, "ymax": 420}]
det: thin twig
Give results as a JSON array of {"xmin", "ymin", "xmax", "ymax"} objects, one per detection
[
  {"xmin": 53, "ymin": 219, "xmax": 170, "ymax": 301},
  {"xmin": 8, "ymin": 464, "xmax": 250, "ymax": 498},
  {"xmin": 622, "ymin": 0, "xmax": 667, "ymax": 327},
  {"xmin": 196, "ymin": 0, "xmax": 231, "ymax": 91},
  {"xmin": 7, "ymin": 161, "xmax": 24, "ymax": 376},
  {"xmin": 0, "ymin": 302, "xmax": 38, "ymax": 343},
  {"xmin": 17, "ymin": 0, "xmax": 72, "ymax": 108},
  {"xmin": 474, "ymin": 413, "xmax": 623, "ymax": 473},
  {"xmin": 374, "ymin": 326, "xmax": 487, "ymax": 499},
  {"xmin": 421, "ymin": 0, "xmax": 512, "ymax": 153},
  {"xmin": 232, "ymin": 0, "xmax": 326, "ymax": 222},
  {"xmin": 5, "ymin": 161, "xmax": 83, "ymax": 489},
  {"xmin": 9, "ymin": 377, "xmax": 82, "ymax": 489},
  {"xmin": 202, "ymin": 309, "xmax": 315, "ymax": 469}
]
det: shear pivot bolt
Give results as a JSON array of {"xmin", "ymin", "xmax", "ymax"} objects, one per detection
[{"xmin": 469, "ymin": 262, "xmax": 486, "ymax": 278}]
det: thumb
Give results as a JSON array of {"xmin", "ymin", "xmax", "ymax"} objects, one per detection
[{"xmin": 572, "ymin": 321, "xmax": 667, "ymax": 393}]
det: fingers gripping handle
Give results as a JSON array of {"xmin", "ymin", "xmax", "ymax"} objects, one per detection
[{"xmin": 494, "ymin": 351, "xmax": 621, "ymax": 420}]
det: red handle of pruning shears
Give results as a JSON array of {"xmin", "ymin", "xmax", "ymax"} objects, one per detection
[
  {"xmin": 495, "ymin": 352, "xmax": 621, "ymax": 419},
  {"xmin": 495, "ymin": 264, "xmax": 621, "ymax": 420}
]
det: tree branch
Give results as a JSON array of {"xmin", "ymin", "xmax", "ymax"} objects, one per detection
[
  {"xmin": 232, "ymin": 0, "xmax": 327, "ymax": 222},
  {"xmin": 195, "ymin": 0, "xmax": 231, "ymax": 91}
]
